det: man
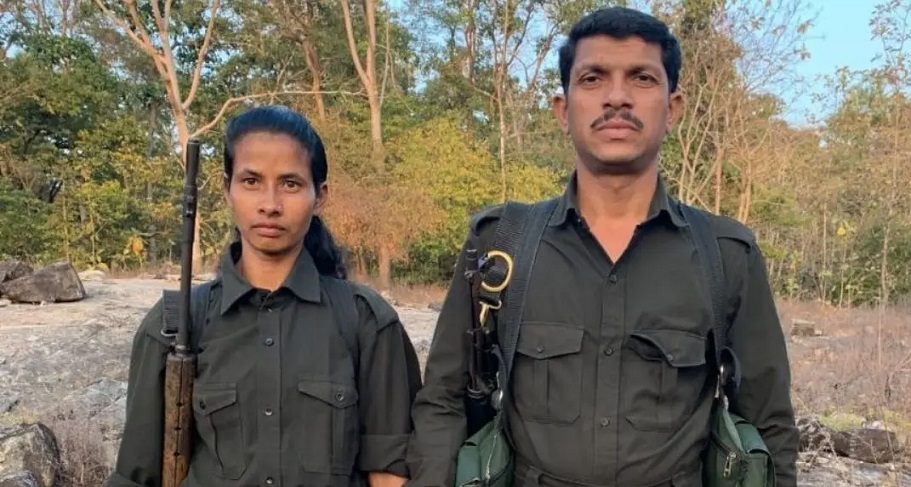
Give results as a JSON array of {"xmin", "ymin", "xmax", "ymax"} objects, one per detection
[{"xmin": 407, "ymin": 6, "xmax": 798, "ymax": 487}]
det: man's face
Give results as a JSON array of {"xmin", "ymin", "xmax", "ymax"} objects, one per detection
[
  {"xmin": 554, "ymin": 35, "xmax": 682, "ymax": 175},
  {"xmin": 225, "ymin": 131, "xmax": 327, "ymax": 258}
]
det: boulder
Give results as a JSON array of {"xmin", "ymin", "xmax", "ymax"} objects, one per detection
[
  {"xmin": 798, "ymin": 416, "xmax": 832, "ymax": 451},
  {"xmin": 0, "ymin": 424, "xmax": 60, "ymax": 487},
  {"xmin": 0, "ymin": 262, "xmax": 86, "ymax": 304},
  {"xmin": 0, "ymin": 262, "xmax": 32, "ymax": 286},
  {"xmin": 791, "ymin": 319, "xmax": 823, "ymax": 337},
  {"xmin": 831, "ymin": 427, "xmax": 902, "ymax": 464},
  {"xmin": 797, "ymin": 416, "xmax": 903, "ymax": 464},
  {"xmin": 0, "ymin": 471, "xmax": 41, "ymax": 487}
]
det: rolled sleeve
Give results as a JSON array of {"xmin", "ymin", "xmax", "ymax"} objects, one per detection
[
  {"xmin": 104, "ymin": 300, "xmax": 169, "ymax": 487},
  {"xmin": 355, "ymin": 290, "xmax": 423, "ymax": 476},
  {"xmin": 359, "ymin": 433, "xmax": 412, "ymax": 474}
]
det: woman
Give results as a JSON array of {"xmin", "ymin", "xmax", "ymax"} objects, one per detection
[{"xmin": 106, "ymin": 106, "xmax": 423, "ymax": 487}]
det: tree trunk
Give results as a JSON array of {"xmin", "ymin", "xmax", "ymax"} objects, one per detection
[
  {"xmin": 147, "ymin": 104, "xmax": 159, "ymax": 264},
  {"xmin": 301, "ymin": 38, "xmax": 326, "ymax": 121},
  {"xmin": 378, "ymin": 246, "xmax": 392, "ymax": 290},
  {"xmin": 713, "ymin": 152, "xmax": 723, "ymax": 213},
  {"xmin": 497, "ymin": 87, "xmax": 507, "ymax": 202}
]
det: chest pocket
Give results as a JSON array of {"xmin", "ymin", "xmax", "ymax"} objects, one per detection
[
  {"xmin": 193, "ymin": 383, "xmax": 247, "ymax": 480},
  {"xmin": 297, "ymin": 379, "xmax": 360, "ymax": 477},
  {"xmin": 512, "ymin": 322, "xmax": 584, "ymax": 424},
  {"xmin": 623, "ymin": 328, "xmax": 709, "ymax": 432}
]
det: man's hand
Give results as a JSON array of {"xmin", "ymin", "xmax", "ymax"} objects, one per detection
[{"xmin": 368, "ymin": 472, "xmax": 408, "ymax": 487}]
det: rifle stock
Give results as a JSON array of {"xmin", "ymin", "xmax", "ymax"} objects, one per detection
[{"xmin": 162, "ymin": 139, "xmax": 201, "ymax": 487}]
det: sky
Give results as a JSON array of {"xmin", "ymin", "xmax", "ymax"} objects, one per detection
[
  {"xmin": 387, "ymin": 1, "xmax": 884, "ymax": 128},
  {"xmin": 783, "ymin": 1, "xmax": 882, "ymax": 127}
]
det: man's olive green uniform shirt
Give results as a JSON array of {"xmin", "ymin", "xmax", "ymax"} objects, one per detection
[
  {"xmin": 407, "ymin": 174, "xmax": 798, "ymax": 487},
  {"xmin": 106, "ymin": 243, "xmax": 423, "ymax": 487}
]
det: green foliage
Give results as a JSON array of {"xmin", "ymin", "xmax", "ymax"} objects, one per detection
[
  {"xmin": 0, "ymin": 179, "xmax": 53, "ymax": 262},
  {"xmin": 389, "ymin": 115, "xmax": 563, "ymax": 281},
  {"xmin": 0, "ymin": 0, "xmax": 909, "ymax": 306}
]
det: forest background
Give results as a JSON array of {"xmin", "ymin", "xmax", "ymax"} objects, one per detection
[{"xmin": 5, "ymin": 0, "xmax": 911, "ymax": 308}]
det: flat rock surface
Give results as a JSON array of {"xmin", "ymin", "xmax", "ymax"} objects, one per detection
[{"xmin": 0, "ymin": 278, "xmax": 908, "ymax": 486}]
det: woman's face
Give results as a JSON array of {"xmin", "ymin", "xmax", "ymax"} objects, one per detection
[{"xmin": 225, "ymin": 131, "xmax": 327, "ymax": 258}]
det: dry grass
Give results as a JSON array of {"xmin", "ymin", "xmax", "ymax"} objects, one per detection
[
  {"xmin": 0, "ymin": 412, "xmax": 111, "ymax": 487},
  {"xmin": 45, "ymin": 418, "xmax": 111, "ymax": 487},
  {"xmin": 780, "ymin": 299, "xmax": 911, "ymax": 451},
  {"xmin": 43, "ymin": 415, "xmax": 112, "ymax": 487}
]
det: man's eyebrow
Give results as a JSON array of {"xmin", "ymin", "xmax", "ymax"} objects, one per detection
[
  {"xmin": 574, "ymin": 63, "xmax": 608, "ymax": 75},
  {"xmin": 236, "ymin": 168, "xmax": 261, "ymax": 177}
]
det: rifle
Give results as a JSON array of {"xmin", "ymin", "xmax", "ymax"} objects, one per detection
[
  {"xmin": 162, "ymin": 139, "xmax": 202, "ymax": 487},
  {"xmin": 464, "ymin": 247, "xmax": 513, "ymax": 436}
]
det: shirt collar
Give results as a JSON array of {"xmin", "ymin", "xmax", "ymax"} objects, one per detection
[
  {"xmin": 218, "ymin": 241, "xmax": 323, "ymax": 315},
  {"xmin": 548, "ymin": 170, "xmax": 686, "ymax": 228}
]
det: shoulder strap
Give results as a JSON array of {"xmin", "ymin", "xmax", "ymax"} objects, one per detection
[
  {"xmin": 484, "ymin": 198, "xmax": 559, "ymax": 381},
  {"xmin": 680, "ymin": 204, "xmax": 741, "ymax": 393},
  {"xmin": 323, "ymin": 277, "xmax": 360, "ymax": 373},
  {"xmin": 161, "ymin": 280, "xmax": 214, "ymax": 352}
]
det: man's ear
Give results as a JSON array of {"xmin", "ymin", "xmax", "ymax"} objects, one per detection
[
  {"xmin": 666, "ymin": 89, "xmax": 684, "ymax": 132},
  {"xmin": 314, "ymin": 182, "xmax": 329, "ymax": 216},
  {"xmin": 552, "ymin": 92, "xmax": 569, "ymax": 135}
]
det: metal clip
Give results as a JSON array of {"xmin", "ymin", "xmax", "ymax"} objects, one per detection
[{"xmin": 477, "ymin": 250, "xmax": 513, "ymax": 326}]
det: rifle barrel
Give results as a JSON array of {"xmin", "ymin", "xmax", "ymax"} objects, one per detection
[{"xmin": 177, "ymin": 139, "xmax": 201, "ymax": 354}]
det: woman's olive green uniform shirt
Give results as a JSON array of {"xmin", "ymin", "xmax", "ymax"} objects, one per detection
[{"xmin": 106, "ymin": 243, "xmax": 423, "ymax": 487}]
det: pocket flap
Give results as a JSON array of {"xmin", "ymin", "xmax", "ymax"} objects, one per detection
[
  {"xmin": 194, "ymin": 385, "xmax": 237, "ymax": 415},
  {"xmin": 298, "ymin": 380, "xmax": 358, "ymax": 408},
  {"xmin": 516, "ymin": 322, "xmax": 584, "ymax": 359},
  {"xmin": 628, "ymin": 329, "xmax": 706, "ymax": 367}
]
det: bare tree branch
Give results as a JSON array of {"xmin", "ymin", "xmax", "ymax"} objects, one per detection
[
  {"xmin": 191, "ymin": 90, "xmax": 363, "ymax": 138},
  {"xmin": 182, "ymin": 0, "xmax": 222, "ymax": 110}
]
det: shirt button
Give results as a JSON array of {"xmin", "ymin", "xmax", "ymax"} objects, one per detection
[
  {"xmin": 335, "ymin": 392, "xmax": 345, "ymax": 402},
  {"xmin": 265, "ymin": 477, "xmax": 274, "ymax": 485},
  {"xmin": 603, "ymin": 346, "xmax": 613, "ymax": 356},
  {"xmin": 600, "ymin": 417, "xmax": 610, "ymax": 427},
  {"xmin": 264, "ymin": 408, "xmax": 273, "ymax": 416},
  {"xmin": 264, "ymin": 337, "xmax": 274, "ymax": 346},
  {"xmin": 609, "ymin": 274, "xmax": 618, "ymax": 284},
  {"xmin": 536, "ymin": 345, "xmax": 545, "ymax": 353}
]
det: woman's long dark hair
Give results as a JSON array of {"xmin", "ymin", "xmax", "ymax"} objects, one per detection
[{"xmin": 223, "ymin": 105, "xmax": 347, "ymax": 279}]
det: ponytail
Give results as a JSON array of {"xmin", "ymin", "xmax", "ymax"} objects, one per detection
[{"xmin": 304, "ymin": 216, "xmax": 347, "ymax": 279}]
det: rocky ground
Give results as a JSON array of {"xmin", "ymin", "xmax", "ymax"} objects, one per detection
[{"xmin": 0, "ymin": 274, "xmax": 908, "ymax": 486}]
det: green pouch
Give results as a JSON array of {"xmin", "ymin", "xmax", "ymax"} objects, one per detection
[
  {"xmin": 704, "ymin": 399, "xmax": 775, "ymax": 487},
  {"xmin": 455, "ymin": 412, "xmax": 514, "ymax": 487}
]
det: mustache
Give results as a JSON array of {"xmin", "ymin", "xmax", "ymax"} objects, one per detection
[{"xmin": 590, "ymin": 108, "xmax": 644, "ymax": 130}]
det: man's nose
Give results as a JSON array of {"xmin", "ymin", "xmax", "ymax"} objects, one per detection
[{"xmin": 602, "ymin": 76, "xmax": 633, "ymax": 109}]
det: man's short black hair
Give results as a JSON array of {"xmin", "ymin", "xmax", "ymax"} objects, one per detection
[{"xmin": 558, "ymin": 6, "xmax": 682, "ymax": 94}]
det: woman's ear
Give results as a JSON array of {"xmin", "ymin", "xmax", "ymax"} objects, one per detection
[
  {"xmin": 223, "ymin": 174, "xmax": 233, "ymax": 209},
  {"xmin": 314, "ymin": 182, "xmax": 329, "ymax": 216}
]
